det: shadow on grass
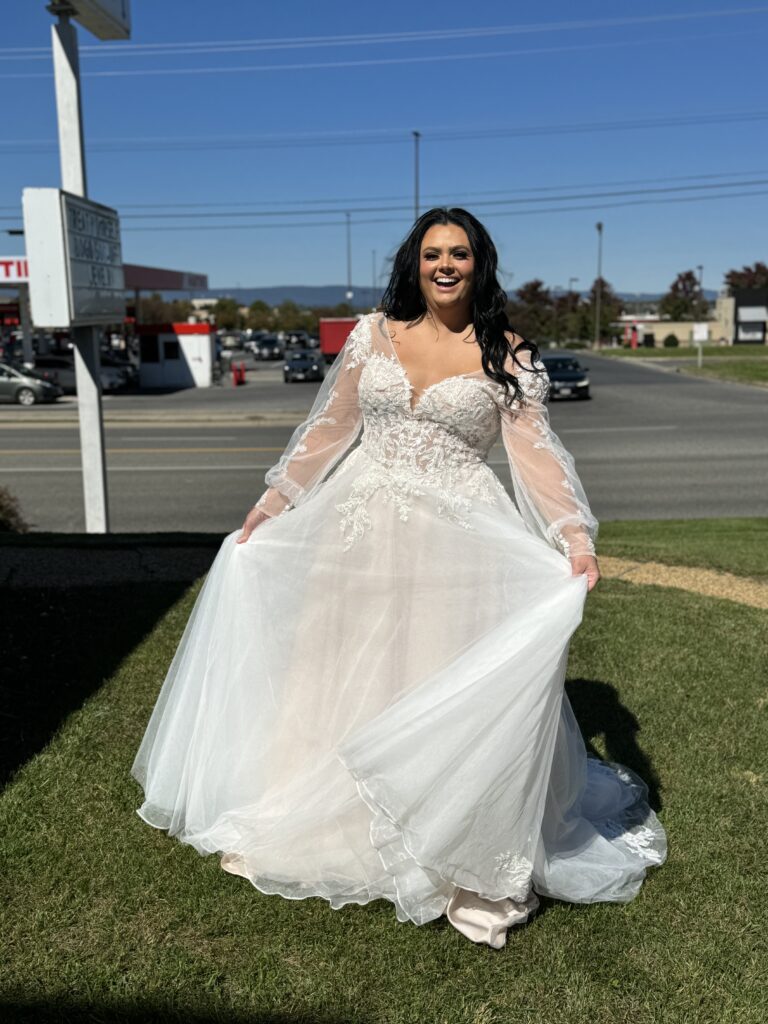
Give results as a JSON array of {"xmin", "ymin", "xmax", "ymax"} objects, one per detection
[
  {"xmin": 0, "ymin": 1000, "xmax": 367, "ymax": 1024},
  {"xmin": 566, "ymin": 677, "xmax": 663, "ymax": 811},
  {"xmin": 0, "ymin": 533, "xmax": 222, "ymax": 789}
]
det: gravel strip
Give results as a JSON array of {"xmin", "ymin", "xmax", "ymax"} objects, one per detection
[{"xmin": 599, "ymin": 556, "xmax": 768, "ymax": 610}]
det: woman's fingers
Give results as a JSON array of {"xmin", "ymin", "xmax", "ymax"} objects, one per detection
[
  {"xmin": 571, "ymin": 555, "xmax": 601, "ymax": 592},
  {"xmin": 236, "ymin": 508, "xmax": 269, "ymax": 544}
]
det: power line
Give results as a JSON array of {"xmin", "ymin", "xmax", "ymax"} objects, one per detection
[
  {"xmin": 0, "ymin": 30, "xmax": 758, "ymax": 79},
  {"xmin": 3, "ymin": 169, "xmax": 768, "ymax": 217},
  {"xmin": 4, "ymin": 109, "xmax": 768, "ymax": 154},
  {"xmin": 33, "ymin": 176, "xmax": 768, "ymax": 222},
  {"xmin": 5, "ymin": 184, "xmax": 766, "ymax": 236},
  {"xmin": 2, "ymin": 8, "xmax": 766, "ymax": 57},
  {"xmin": 10, "ymin": 184, "xmax": 758, "ymax": 233}
]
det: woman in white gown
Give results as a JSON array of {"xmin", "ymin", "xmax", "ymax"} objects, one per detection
[{"xmin": 132, "ymin": 208, "xmax": 666, "ymax": 949}]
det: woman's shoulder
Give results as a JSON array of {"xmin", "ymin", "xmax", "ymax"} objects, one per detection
[{"xmin": 344, "ymin": 312, "xmax": 379, "ymax": 367}]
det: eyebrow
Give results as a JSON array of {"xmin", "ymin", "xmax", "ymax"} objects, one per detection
[{"xmin": 422, "ymin": 245, "xmax": 471, "ymax": 253}]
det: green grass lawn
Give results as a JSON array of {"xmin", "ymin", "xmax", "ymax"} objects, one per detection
[
  {"xmin": 2, "ymin": 523, "xmax": 767, "ymax": 1023},
  {"xmin": 598, "ymin": 344, "xmax": 767, "ymax": 359},
  {"xmin": 682, "ymin": 360, "xmax": 768, "ymax": 386},
  {"xmin": 596, "ymin": 517, "xmax": 768, "ymax": 580},
  {"xmin": 596, "ymin": 344, "xmax": 768, "ymax": 386}
]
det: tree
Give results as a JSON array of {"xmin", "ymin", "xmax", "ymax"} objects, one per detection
[
  {"xmin": 138, "ymin": 291, "xmax": 170, "ymax": 323},
  {"xmin": 276, "ymin": 300, "xmax": 303, "ymax": 332},
  {"xmin": 247, "ymin": 300, "xmax": 273, "ymax": 331},
  {"xmin": 586, "ymin": 277, "xmax": 622, "ymax": 342},
  {"xmin": 213, "ymin": 298, "xmax": 244, "ymax": 330},
  {"xmin": 506, "ymin": 280, "xmax": 554, "ymax": 341},
  {"xmin": 724, "ymin": 261, "xmax": 768, "ymax": 292},
  {"xmin": 659, "ymin": 271, "xmax": 709, "ymax": 321}
]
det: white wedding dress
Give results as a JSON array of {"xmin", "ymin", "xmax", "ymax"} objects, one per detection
[{"xmin": 132, "ymin": 312, "xmax": 666, "ymax": 947}]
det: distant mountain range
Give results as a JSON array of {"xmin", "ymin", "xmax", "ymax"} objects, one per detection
[{"xmin": 181, "ymin": 285, "xmax": 719, "ymax": 307}]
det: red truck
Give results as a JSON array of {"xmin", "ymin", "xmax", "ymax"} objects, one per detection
[{"xmin": 319, "ymin": 317, "xmax": 360, "ymax": 364}]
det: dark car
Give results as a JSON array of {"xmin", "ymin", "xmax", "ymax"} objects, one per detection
[
  {"xmin": 0, "ymin": 362, "xmax": 63, "ymax": 405},
  {"xmin": 249, "ymin": 334, "xmax": 283, "ymax": 360},
  {"xmin": 540, "ymin": 355, "xmax": 591, "ymax": 400},
  {"xmin": 31, "ymin": 354, "xmax": 78, "ymax": 392},
  {"xmin": 283, "ymin": 349, "xmax": 324, "ymax": 383},
  {"xmin": 100, "ymin": 352, "xmax": 138, "ymax": 387}
]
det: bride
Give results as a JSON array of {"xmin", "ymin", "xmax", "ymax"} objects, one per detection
[{"xmin": 132, "ymin": 207, "xmax": 666, "ymax": 949}]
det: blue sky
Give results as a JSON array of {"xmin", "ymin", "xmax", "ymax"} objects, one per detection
[{"xmin": 3, "ymin": 1, "xmax": 768, "ymax": 294}]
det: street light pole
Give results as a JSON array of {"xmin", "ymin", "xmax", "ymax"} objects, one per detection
[
  {"xmin": 345, "ymin": 211, "xmax": 353, "ymax": 302},
  {"xmin": 593, "ymin": 222, "xmax": 603, "ymax": 349},
  {"xmin": 371, "ymin": 249, "xmax": 377, "ymax": 308},
  {"xmin": 412, "ymin": 131, "xmax": 421, "ymax": 223}
]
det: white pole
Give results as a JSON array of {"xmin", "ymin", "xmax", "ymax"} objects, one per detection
[
  {"xmin": 18, "ymin": 283, "xmax": 34, "ymax": 365},
  {"xmin": 50, "ymin": 9, "xmax": 109, "ymax": 532}
]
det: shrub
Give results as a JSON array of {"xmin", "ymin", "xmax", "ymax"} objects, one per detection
[
  {"xmin": 0, "ymin": 486, "xmax": 29, "ymax": 533},
  {"xmin": 663, "ymin": 334, "xmax": 679, "ymax": 348}
]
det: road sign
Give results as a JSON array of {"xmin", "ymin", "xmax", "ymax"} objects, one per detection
[
  {"xmin": 69, "ymin": 1, "xmax": 131, "ymax": 40},
  {"xmin": 22, "ymin": 187, "xmax": 125, "ymax": 327}
]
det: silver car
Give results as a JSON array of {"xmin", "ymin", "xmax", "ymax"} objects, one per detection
[{"xmin": 0, "ymin": 363, "xmax": 63, "ymax": 405}]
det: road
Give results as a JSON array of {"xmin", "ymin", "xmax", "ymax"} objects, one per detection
[{"xmin": 0, "ymin": 354, "xmax": 765, "ymax": 532}]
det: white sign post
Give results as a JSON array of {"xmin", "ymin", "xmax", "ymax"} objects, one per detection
[
  {"xmin": 692, "ymin": 322, "xmax": 709, "ymax": 369},
  {"xmin": 33, "ymin": 2, "xmax": 132, "ymax": 532}
]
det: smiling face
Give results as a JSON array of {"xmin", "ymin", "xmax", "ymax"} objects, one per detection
[{"xmin": 418, "ymin": 222, "xmax": 475, "ymax": 313}]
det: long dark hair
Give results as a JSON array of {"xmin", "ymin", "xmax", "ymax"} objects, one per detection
[{"xmin": 380, "ymin": 207, "xmax": 542, "ymax": 405}]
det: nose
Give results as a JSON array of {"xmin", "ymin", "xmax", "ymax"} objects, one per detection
[{"xmin": 438, "ymin": 256, "xmax": 455, "ymax": 274}]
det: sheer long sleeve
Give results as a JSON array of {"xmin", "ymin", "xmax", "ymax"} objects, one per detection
[
  {"xmin": 500, "ymin": 353, "xmax": 598, "ymax": 559},
  {"xmin": 254, "ymin": 321, "xmax": 367, "ymax": 518}
]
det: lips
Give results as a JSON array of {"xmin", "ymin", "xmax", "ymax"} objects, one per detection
[{"xmin": 434, "ymin": 277, "xmax": 459, "ymax": 290}]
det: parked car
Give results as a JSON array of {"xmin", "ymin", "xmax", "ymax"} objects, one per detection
[
  {"xmin": 32, "ymin": 354, "xmax": 77, "ymax": 392},
  {"xmin": 250, "ymin": 334, "xmax": 283, "ymax": 360},
  {"xmin": 283, "ymin": 349, "xmax": 324, "ymax": 383},
  {"xmin": 100, "ymin": 353, "xmax": 138, "ymax": 387},
  {"xmin": 218, "ymin": 331, "xmax": 245, "ymax": 351},
  {"xmin": 283, "ymin": 330, "xmax": 312, "ymax": 349},
  {"xmin": 540, "ymin": 355, "xmax": 591, "ymax": 400},
  {"xmin": 0, "ymin": 362, "xmax": 62, "ymax": 405},
  {"xmin": 32, "ymin": 354, "xmax": 128, "ymax": 393}
]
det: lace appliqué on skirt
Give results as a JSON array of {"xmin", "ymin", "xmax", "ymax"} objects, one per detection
[{"xmin": 493, "ymin": 851, "xmax": 534, "ymax": 902}]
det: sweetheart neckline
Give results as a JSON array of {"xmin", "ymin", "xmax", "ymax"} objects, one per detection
[
  {"xmin": 373, "ymin": 351, "xmax": 491, "ymax": 414},
  {"xmin": 375, "ymin": 316, "xmax": 489, "ymax": 413}
]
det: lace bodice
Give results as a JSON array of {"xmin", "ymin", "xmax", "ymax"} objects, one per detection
[{"xmin": 255, "ymin": 313, "xmax": 597, "ymax": 558}]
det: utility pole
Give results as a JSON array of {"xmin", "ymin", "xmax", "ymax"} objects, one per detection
[
  {"xmin": 371, "ymin": 249, "xmax": 377, "ymax": 308},
  {"xmin": 593, "ymin": 222, "xmax": 603, "ymax": 349},
  {"xmin": 696, "ymin": 263, "xmax": 704, "ymax": 303},
  {"xmin": 345, "ymin": 211, "xmax": 353, "ymax": 302},
  {"xmin": 49, "ymin": 2, "xmax": 109, "ymax": 531},
  {"xmin": 412, "ymin": 131, "xmax": 421, "ymax": 223}
]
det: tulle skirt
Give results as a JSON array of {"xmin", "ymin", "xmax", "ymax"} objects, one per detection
[{"xmin": 132, "ymin": 451, "xmax": 666, "ymax": 931}]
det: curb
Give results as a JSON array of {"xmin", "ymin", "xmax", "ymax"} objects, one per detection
[{"xmin": 0, "ymin": 411, "xmax": 311, "ymax": 427}]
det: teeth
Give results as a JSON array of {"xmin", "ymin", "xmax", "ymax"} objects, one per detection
[{"xmin": 436, "ymin": 278, "xmax": 457, "ymax": 285}]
